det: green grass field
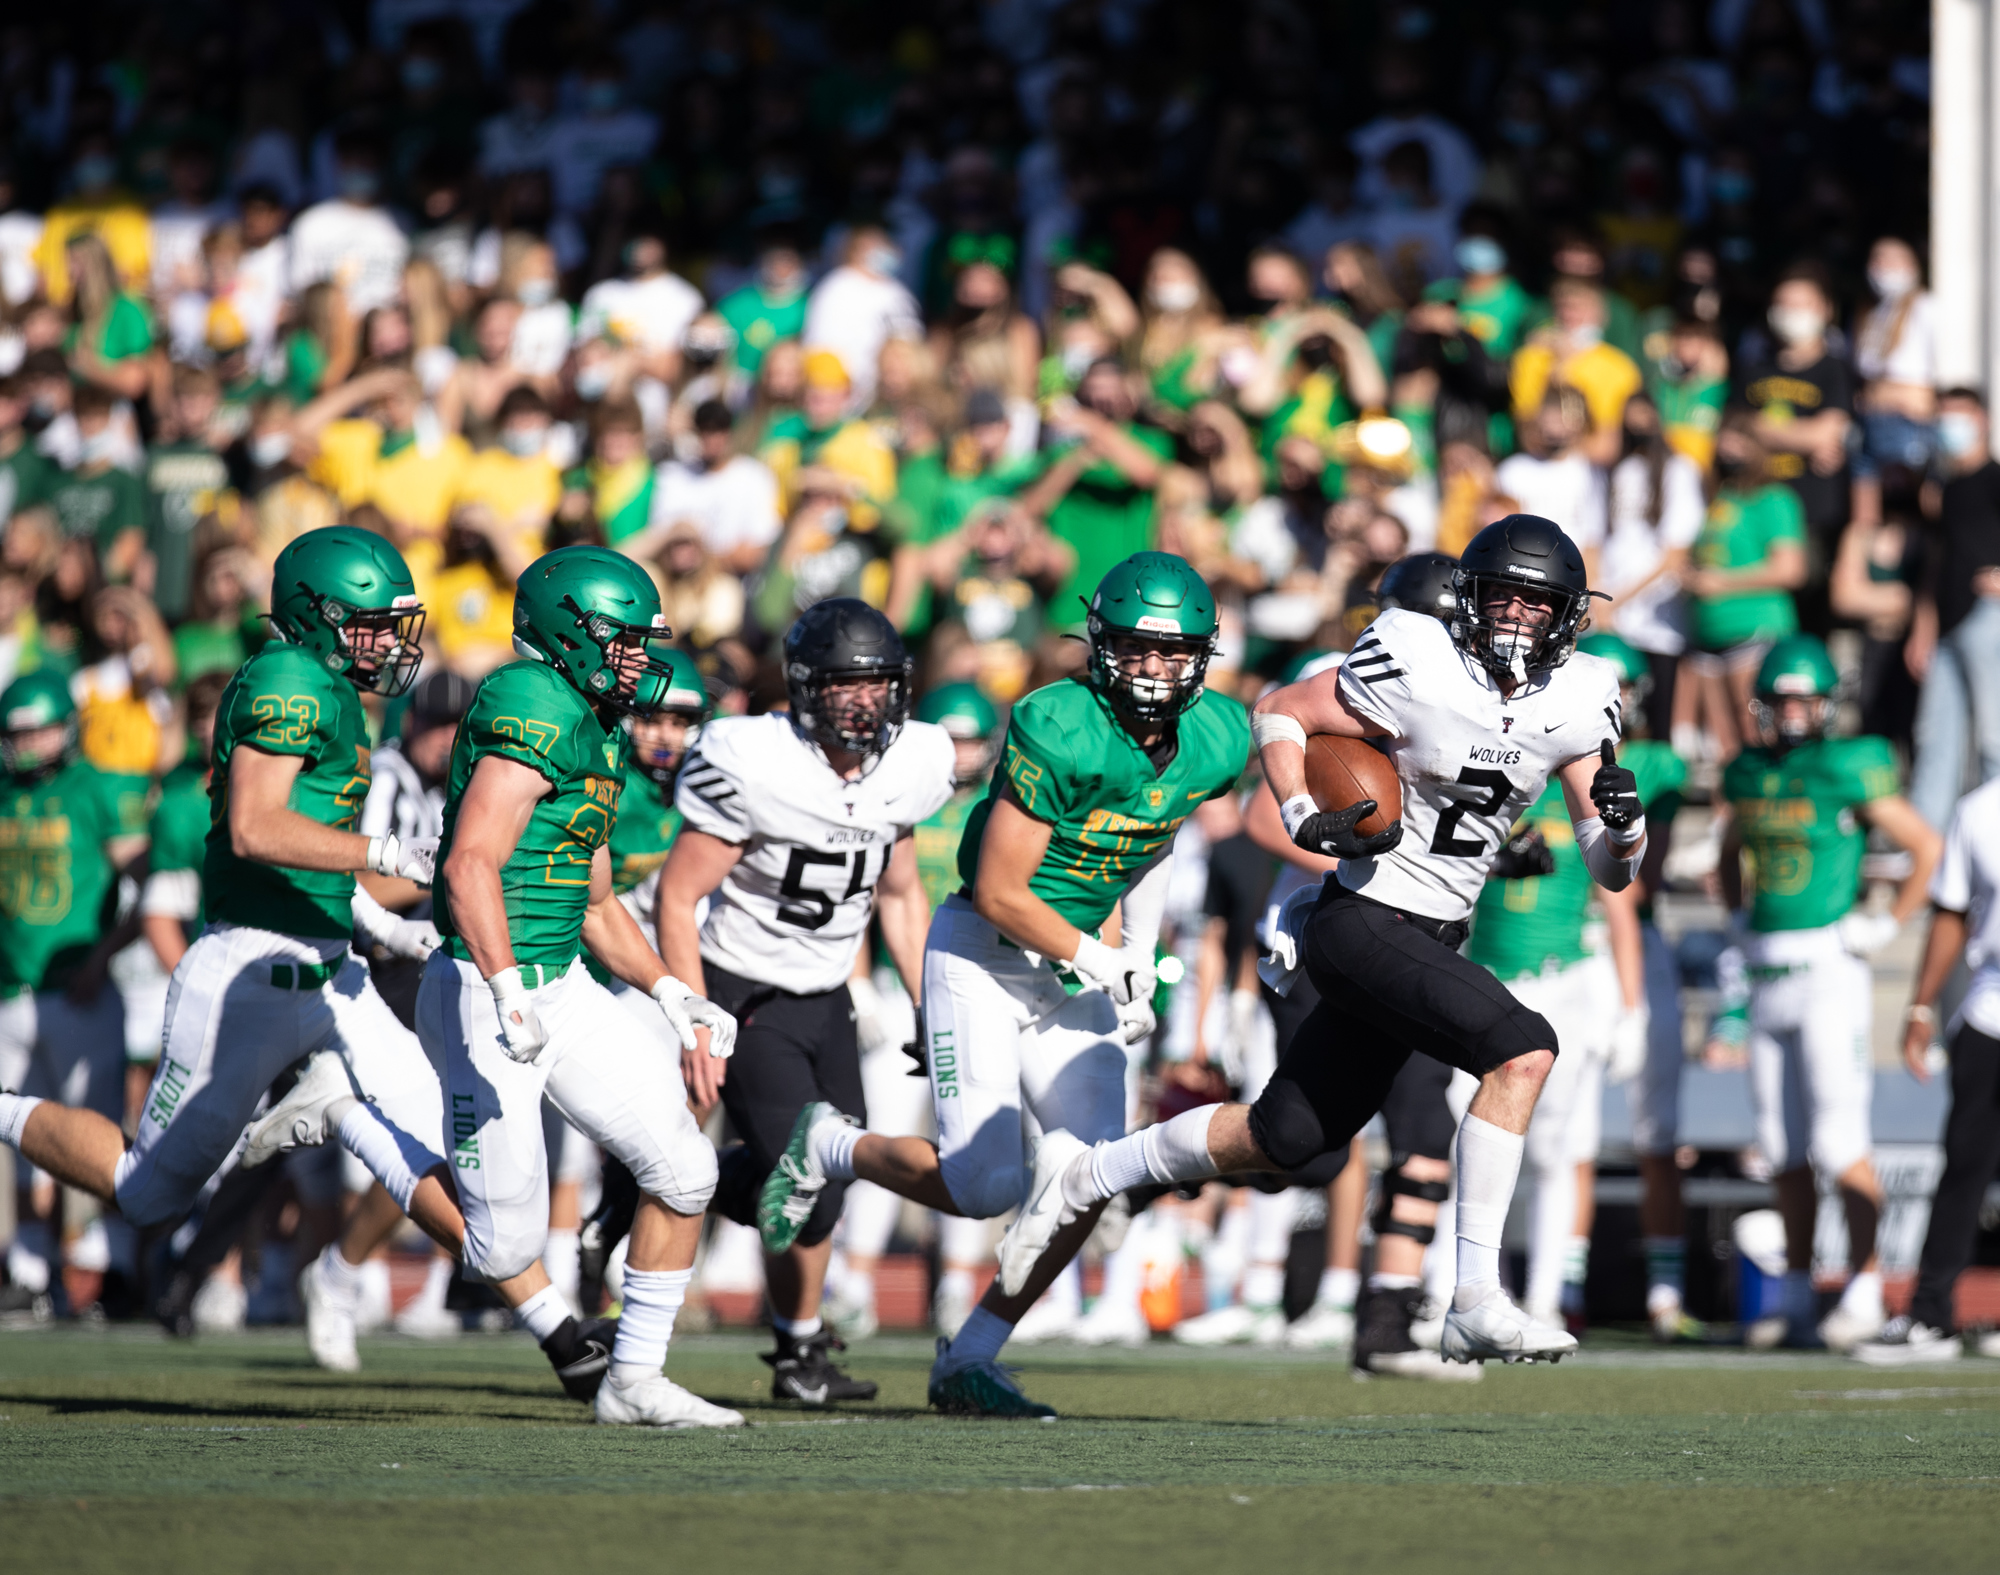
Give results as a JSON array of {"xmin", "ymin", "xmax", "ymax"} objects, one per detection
[{"xmin": 2, "ymin": 1327, "xmax": 1996, "ymax": 1573}]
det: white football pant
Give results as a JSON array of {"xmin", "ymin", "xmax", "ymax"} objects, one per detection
[
  {"xmin": 1628, "ymin": 922, "xmax": 1686, "ymax": 1156},
  {"xmin": 1745, "ymin": 924, "xmax": 1874, "ymax": 1178}
]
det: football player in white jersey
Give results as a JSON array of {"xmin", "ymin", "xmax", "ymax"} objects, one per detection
[
  {"xmin": 657, "ymin": 599, "xmax": 953, "ymax": 1403},
  {"xmin": 996, "ymin": 515, "xmax": 1650, "ymax": 1365}
]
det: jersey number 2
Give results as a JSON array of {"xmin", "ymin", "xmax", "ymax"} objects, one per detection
[
  {"xmin": 776, "ymin": 846, "xmax": 881, "ymax": 930},
  {"xmin": 1428, "ymin": 768, "xmax": 1514, "ymax": 858}
]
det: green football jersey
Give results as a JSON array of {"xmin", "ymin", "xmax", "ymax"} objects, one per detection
[
  {"xmin": 917, "ymin": 785, "xmax": 981, "ymax": 914},
  {"xmin": 1722, "ymin": 735, "xmax": 1901, "ymax": 932},
  {"xmin": 958, "ymin": 679, "xmax": 1250, "ymax": 932},
  {"xmin": 1466, "ymin": 781, "xmax": 1590, "ymax": 978},
  {"xmin": 205, "ymin": 644, "xmax": 374, "ymax": 939},
  {"xmin": 609, "ymin": 764, "xmax": 681, "ymax": 896},
  {"xmin": 0, "ymin": 757, "xmax": 149, "ymax": 991},
  {"xmin": 435, "ymin": 661, "xmax": 626, "ymax": 968}
]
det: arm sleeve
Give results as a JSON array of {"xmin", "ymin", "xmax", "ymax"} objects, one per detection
[
  {"xmin": 1117, "ymin": 851, "xmax": 1175, "ymax": 956},
  {"xmin": 996, "ymin": 697, "xmax": 1077, "ymax": 825},
  {"xmin": 1575, "ymin": 813, "xmax": 1642, "ymax": 891},
  {"xmin": 358, "ymin": 750, "xmax": 404, "ymax": 839},
  {"xmin": 1335, "ymin": 614, "xmax": 1419, "ymax": 737},
  {"xmin": 673, "ymin": 737, "xmax": 754, "ymax": 844}
]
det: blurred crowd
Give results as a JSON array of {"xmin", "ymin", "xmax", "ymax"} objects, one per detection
[{"xmin": 0, "ymin": 0, "xmax": 1970, "ymax": 822}]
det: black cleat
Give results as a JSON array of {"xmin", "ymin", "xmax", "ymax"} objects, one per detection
[
  {"xmin": 761, "ymin": 1327, "xmax": 878, "ymax": 1404},
  {"xmin": 1353, "ymin": 1286, "xmax": 1484, "ymax": 1382},
  {"xmin": 541, "ymin": 1314, "xmax": 618, "ymax": 1401}
]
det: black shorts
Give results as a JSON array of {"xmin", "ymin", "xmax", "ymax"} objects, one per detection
[
  {"xmin": 1247, "ymin": 883, "xmax": 1553, "ymax": 1170},
  {"xmin": 704, "ymin": 963, "xmax": 866, "ymax": 1248}
]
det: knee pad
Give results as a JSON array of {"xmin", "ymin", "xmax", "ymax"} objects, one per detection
[
  {"xmin": 709, "ymin": 1142, "xmax": 759, "ymax": 1229},
  {"xmin": 1248, "ymin": 1078, "xmax": 1327, "ymax": 1172},
  {"xmin": 462, "ymin": 1220, "xmax": 546, "ymax": 1286},
  {"xmin": 632, "ymin": 1124, "xmax": 718, "ymax": 1219},
  {"xmin": 941, "ymin": 1155, "xmax": 1027, "ymax": 1220},
  {"xmin": 1372, "ymin": 1169, "xmax": 1450, "ymax": 1245}
]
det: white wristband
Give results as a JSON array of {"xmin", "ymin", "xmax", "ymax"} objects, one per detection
[
  {"xmin": 1251, "ymin": 710, "xmax": 1310, "ymax": 754},
  {"xmin": 1279, "ymin": 793, "xmax": 1318, "ymax": 839},
  {"xmin": 487, "ymin": 965, "xmax": 530, "ymax": 1005},
  {"xmin": 1069, "ymin": 932, "xmax": 1119, "ymax": 986},
  {"xmin": 365, "ymin": 834, "xmax": 397, "ymax": 878}
]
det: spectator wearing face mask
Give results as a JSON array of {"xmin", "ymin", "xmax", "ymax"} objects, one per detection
[
  {"xmin": 716, "ymin": 240, "xmax": 810, "ymax": 378},
  {"xmin": 35, "ymin": 134, "xmax": 151, "ymax": 303},
  {"xmin": 1907, "ymin": 388, "xmax": 2000, "ymax": 832},
  {"xmin": 650, "ymin": 519, "xmax": 746, "ymax": 650},
  {"xmin": 803, "ymin": 227, "xmax": 922, "ymax": 411},
  {"xmin": 46, "ymin": 386, "xmax": 147, "ymax": 583},
  {"xmin": 74, "ymin": 584, "xmax": 178, "ymax": 775},
  {"xmin": 456, "ymin": 385, "xmax": 563, "ymax": 558},
  {"xmin": 504, "ymin": 239, "xmax": 574, "ymax": 380},
  {"xmin": 172, "ymin": 544, "xmax": 266, "ymax": 685},
  {"xmin": 1496, "ymin": 386, "xmax": 1606, "ymax": 551},
  {"xmin": 1737, "ymin": 264, "xmax": 1855, "ymax": 602},
  {"xmin": 143, "ymin": 367, "xmax": 233, "ymax": 623},
  {"xmin": 292, "ymin": 365, "xmax": 471, "ymax": 554},
  {"xmin": 1421, "ymin": 233, "xmax": 1534, "ymax": 362},
  {"xmin": 1851, "ymin": 237, "xmax": 1937, "ymax": 492},
  {"xmin": 427, "ymin": 499, "xmax": 538, "ymax": 676},
  {"xmin": 576, "ymin": 234, "xmax": 705, "ymax": 384},
  {"xmin": 757, "ymin": 349, "xmax": 898, "ymax": 523},
  {"xmin": 0, "ymin": 375, "xmax": 57, "ymax": 523},
  {"xmin": 288, "ymin": 133, "xmax": 410, "ymax": 315},
  {"xmin": 647, "ymin": 399, "xmax": 781, "ymax": 576},
  {"xmin": 1646, "ymin": 316, "xmax": 1730, "ymax": 473},
  {"xmin": 1137, "ymin": 249, "xmax": 1228, "ymax": 416},
  {"xmin": 1509, "ymin": 278, "xmax": 1643, "ymax": 466},
  {"xmin": 911, "ymin": 496, "xmax": 1075, "ymax": 703},
  {"xmin": 562, "ymin": 396, "xmax": 654, "ymax": 548}
]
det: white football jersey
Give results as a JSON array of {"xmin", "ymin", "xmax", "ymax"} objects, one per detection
[
  {"xmin": 1333, "ymin": 607, "xmax": 1621, "ymax": 923},
  {"xmin": 675, "ymin": 713, "xmax": 956, "ymax": 994}
]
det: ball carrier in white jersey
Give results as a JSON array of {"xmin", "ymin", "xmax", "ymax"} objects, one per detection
[
  {"xmin": 657, "ymin": 599, "xmax": 952, "ymax": 1403},
  {"xmin": 998, "ymin": 516, "xmax": 1651, "ymax": 1364}
]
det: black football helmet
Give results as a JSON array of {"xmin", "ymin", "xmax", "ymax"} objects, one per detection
[
  {"xmin": 783, "ymin": 598, "xmax": 913, "ymax": 760},
  {"xmin": 1377, "ymin": 551, "xmax": 1460, "ymax": 623},
  {"xmin": 1451, "ymin": 515, "xmax": 1603, "ymax": 683}
]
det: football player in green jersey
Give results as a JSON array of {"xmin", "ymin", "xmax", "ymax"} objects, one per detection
[
  {"xmin": 0, "ymin": 529, "xmax": 451, "ymax": 1335},
  {"xmin": 403, "ymin": 546, "xmax": 740, "ymax": 1429},
  {"xmin": 1720, "ymin": 634, "xmax": 1939, "ymax": 1350},
  {"xmin": 0, "ymin": 670, "xmax": 149, "ymax": 1309},
  {"xmin": 831, "ymin": 681, "xmax": 1002, "ymax": 1341},
  {"xmin": 758, "ymin": 554, "xmax": 1250, "ymax": 1416}
]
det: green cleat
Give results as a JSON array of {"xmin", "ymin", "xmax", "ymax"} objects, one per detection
[
  {"xmin": 757, "ymin": 1101, "xmax": 853, "ymax": 1253},
  {"xmin": 927, "ymin": 1338, "xmax": 1058, "ymax": 1419}
]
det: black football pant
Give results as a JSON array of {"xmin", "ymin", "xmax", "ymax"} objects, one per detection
[{"xmin": 1909, "ymin": 1024, "xmax": 2000, "ymax": 1331}]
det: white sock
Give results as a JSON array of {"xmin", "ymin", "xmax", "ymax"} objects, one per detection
[
  {"xmin": 514, "ymin": 1283, "xmax": 570, "ymax": 1343},
  {"xmin": 609, "ymin": 1266, "xmax": 692, "ymax": 1383},
  {"xmin": 1240, "ymin": 1262, "xmax": 1285, "ymax": 1308},
  {"xmin": 318, "ymin": 1243, "xmax": 367, "ymax": 1308},
  {"xmin": 1369, "ymin": 1271, "xmax": 1421, "ymax": 1293},
  {"xmin": 938, "ymin": 1266, "xmax": 975, "ymax": 1305},
  {"xmin": 337, "ymin": 1104, "xmax": 417, "ymax": 1211},
  {"xmin": 1317, "ymin": 1267, "xmax": 1360, "ymax": 1309},
  {"xmin": 1526, "ymin": 1161, "xmax": 1575, "ymax": 1314},
  {"xmin": 1077, "ymin": 1106, "xmax": 1220, "ymax": 1208},
  {"xmin": 1841, "ymin": 1269, "xmax": 1883, "ymax": 1317},
  {"xmin": 542, "ymin": 1228, "xmax": 581, "ymax": 1303},
  {"xmin": 414, "ymin": 1253, "xmax": 452, "ymax": 1308},
  {"xmin": 813, "ymin": 1119, "xmax": 862, "ymax": 1181},
  {"xmin": 1091, "ymin": 1235, "xmax": 1145, "ymax": 1318},
  {"xmin": 946, "ymin": 1305, "xmax": 1012, "ymax": 1369},
  {"xmin": 772, "ymin": 1313, "xmax": 822, "ymax": 1339},
  {"xmin": 0, "ymin": 1092, "xmax": 44, "ymax": 1149},
  {"xmin": 1453, "ymin": 1114, "xmax": 1524, "ymax": 1308}
]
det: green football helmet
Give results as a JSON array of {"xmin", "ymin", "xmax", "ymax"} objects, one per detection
[
  {"xmin": 917, "ymin": 681, "xmax": 1000, "ymax": 781},
  {"xmin": 512, "ymin": 545, "xmax": 675, "ymax": 714},
  {"xmin": 0, "ymin": 670, "xmax": 77, "ymax": 778},
  {"xmin": 629, "ymin": 645, "xmax": 711, "ymax": 789},
  {"xmin": 1085, "ymin": 552, "xmax": 1218, "ymax": 726},
  {"xmin": 1751, "ymin": 633, "xmax": 1840, "ymax": 749},
  {"xmin": 268, "ymin": 525, "xmax": 425, "ymax": 696}
]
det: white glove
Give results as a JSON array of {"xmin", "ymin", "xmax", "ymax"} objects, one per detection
[
  {"xmin": 1606, "ymin": 1004, "xmax": 1649, "ymax": 1085},
  {"xmin": 651, "ymin": 975, "xmax": 737, "ymax": 1058},
  {"xmin": 380, "ymin": 915, "xmax": 441, "ymax": 960},
  {"xmin": 1115, "ymin": 994, "xmax": 1157, "ymax": 1046},
  {"xmin": 1838, "ymin": 910, "xmax": 1900, "ymax": 958},
  {"xmin": 1069, "ymin": 933, "xmax": 1156, "ymax": 1006},
  {"xmin": 366, "ymin": 833, "xmax": 439, "ymax": 885},
  {"xmin": 487, "ymin": 966, "xmax": 548, "ymax": 1064},
  {"xmin": 848, "ymin": 972, "xmax": 896, "ymax": 1055}
]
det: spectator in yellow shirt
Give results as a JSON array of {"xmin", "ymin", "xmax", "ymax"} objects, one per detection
[
  {"xmin": 757, "ymin": 348, "xmax": 898, "ymax": 524},
  {"xmin": 423, "ymin": 502, "xmax": 537, "ymax": 676},
  {"xmin": 455, "ymin": 385, "xmax": 562, "ymax": 559},
  {"xmin": 292, "ymin": 365, "xmax": 470, "ymax": 566},
  {"xmin": 35, "ymin": 136, "xmax": 150, "ymax": 304},
  {"xmin": 1510, "ymin": 278, "xmax": 1643, "ymax": 464}
]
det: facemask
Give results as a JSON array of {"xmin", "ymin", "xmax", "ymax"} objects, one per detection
[
  {"xmin": 1454, "ymin": 237, "xmax": 1506, "ymax": 276},
  {"xmin": 78, "ymin": 430, "xmax": 117, "ymax": 464},
  {"xmin": 517, "ymin": 277, "xmax": 556, "ymax": 308},
  {"xmin": 1568, "ymin": 322, "xmax": 1603, "ymax": 347},
  {"xmin": 251, "ymin": 431, "xmax": 293, "ymax": 468},
  {"xmin": 1149, "ymin": 279, "xmax": 1200, "ymax": 313},
  {"xmin": 1939, "ymin": 411, "xmax": 1982, "ymax": 458},
  {"xmin": 1768, "ymin": 305, "xmax": 1825, "ymax": 347},
  {"xmin": 575, "ymin": 365, "xmax": 613, "ymax": 401},
  {"xmin": 1868, "ymin": 266, "xmax": 1918, "ymax": 301},
  {"xmin": 862, "ymin": 246, "xmax": 901, "ymax": 278},
  {"xmin": 73, "ymin": 154, "xmax": 116, "ymax": 190},
  {"xmin": 339, "ymin": 168, "xmax": 381, "ymax": 203},
  {"xmin": 501, "ymin": 425, "xmax": 548, "ymax": 457}
]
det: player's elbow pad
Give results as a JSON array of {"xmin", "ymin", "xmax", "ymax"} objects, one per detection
[{"xmin": 1575, "ymin": 814, "xmax": 1645, "ymax": 891}]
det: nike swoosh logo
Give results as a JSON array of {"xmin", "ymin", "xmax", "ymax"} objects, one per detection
[
  {"xmin": 793, "ymin": 1383, "xmax": 829, "ymax": 1402},
  {"xmin": 1544, "ymin": 724, "xmax": 1563, "ymax": 732}
]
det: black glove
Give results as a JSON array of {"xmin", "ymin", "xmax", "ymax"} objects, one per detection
[
  {"xmin": 1490, "ymin": 825, "xmax": 1556, "ymax": 879},
  {"xmin": 1294, "ymin": 800, "xmax": 1404, "ymax": 860},
  {"xmin": 902, "ymin": 1005, "xmax": 928, "ymax": 1078},
  {"xmin": 1590, "ymin": 740, "xmax": 1643, "ymax": 831}
]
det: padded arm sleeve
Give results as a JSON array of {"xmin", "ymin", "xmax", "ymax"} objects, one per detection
[
  {"xmin": 1116, "ymin": 852, "xmax": 1175, "ymax": 956},
  {"xmin": 1575, "ymin": 813, "xmax": 1645, "ymax": 892}
]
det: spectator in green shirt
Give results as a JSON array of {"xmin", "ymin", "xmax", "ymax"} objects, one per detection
[
  {"xmin": 1686, "ymin": 411, "xmax": 1809, "ymax": 761},
  {"xmin": 144, "ymin": 366, "xmax": 234, "ymax": 623},
  {"xmin": 1421, "ymin": 234, "xmax": 1535, "ymax": 360},
  {"xmin": 46, "ymin": 386, "xmax": 147, "ymax": 581},
  {"xmin": 0, "ymin": 373, "xmax": 57, "ymax": 522},
  {"xmin": 715, "ymin": 241, "xmax": 809, "ymax": 378},
  {"xmin": 172, "ymin": 544, "xmax": 265, "ymax": 686},
  {"xmin": 63, "ymin": 231, "xmax": 154, "ymax": 404},
  {"xmin": 1646, "ymin": 316, "xmax": 1729, "ymax": 474}
]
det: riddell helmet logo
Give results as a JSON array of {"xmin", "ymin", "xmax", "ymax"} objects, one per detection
[{"xmin": 1135, "ymin": 615, "xmax": 1181, "ymax": 633}]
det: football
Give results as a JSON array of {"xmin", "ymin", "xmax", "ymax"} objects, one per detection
[{"xmin": 1303, "ymin": 733, "xmax": 1401, "ymax": 837}]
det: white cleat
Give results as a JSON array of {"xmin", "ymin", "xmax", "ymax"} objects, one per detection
[
  {"xmin": 1818, "ymin": 1303, "xmax": 1886, "ymax": 1355},
  {"xmin": 1439, "ymin": 1285, "xmax": 1579, "ymax": 1365},
  {"xmin": 189, "ymin": 1274, "xmax": 247, "ymax": 1334},
  {"xmin": 1173, "ymin": 1302, "xmax": 1286, "ymax": 1347},
  {"xmin": 1362, "ymin": 1347, "xmax": 1486, "ymax": 1382},
  {"xmin": 299, "ymin": 1254, "xmax": 360, "ymax": 1373},
  {"xmin": 1283, "ymin": 1299, "xmax": 1356, "ymax": 1352},
  {"xmin": 1006, "ymin": 1291, "xmax": 1080, "ymax": 1345},
  {"xmin": 994, "ymin": 1130, "xmax": 1091, "ymax": 1297},
  {"xmin": 392, "ymin": 1294, "xmax": 462, "ymax": 1339},
  {"xmin": 1408, "ymin": 1295, "xmax": 1446, "ymax": 1351},
  {"xmin": 244, "ymin": 1052, "xmax": 357, "ymax": 1169},
  {"xmin": 1070, "ymin": 1300, "xmax": 1151, "ymax": 1348},
  {"xmin": 821, "ymin": 1284, "xmax": 879, "ymax": 1343},
  {"xmin": 1852, "ymin": 1316, "xmax": 1961, "ymax": 1366},
  {"xmin": 593, "ymin": 1371, "xmax": 745, "ymax": 1429}
]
